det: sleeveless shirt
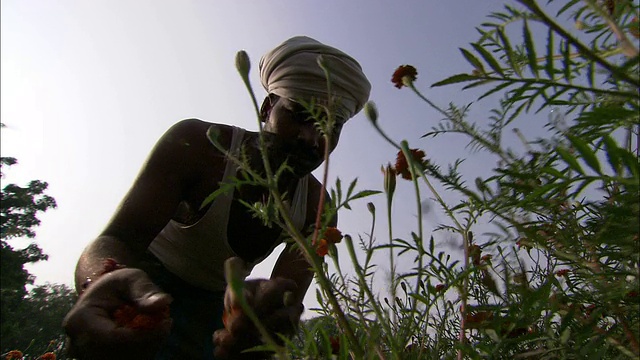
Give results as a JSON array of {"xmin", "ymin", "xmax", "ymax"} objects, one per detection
[{"xmin": 148, "ymin": 126, "xmax": 309, "ymax": 291}]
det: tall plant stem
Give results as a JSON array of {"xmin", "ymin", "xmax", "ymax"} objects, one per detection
[
  {"xmin": 238, "ymin": 61, "xmax": 363, "ymax": 359},
  {"xmin": 386, "ymin": 190, "xmax": 397, "ymax": 325}
]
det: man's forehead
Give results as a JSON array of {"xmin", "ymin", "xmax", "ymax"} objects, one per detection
[{"xmin": 288, "ymin": 97, "xmax": 347, "ymax": 124}]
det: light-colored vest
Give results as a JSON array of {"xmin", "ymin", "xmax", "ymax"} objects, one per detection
[{"xmin": 148, "ymin": 126, "xmax": 308, "ymax": 291}]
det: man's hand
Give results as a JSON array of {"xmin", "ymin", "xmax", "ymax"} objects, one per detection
[
  {"xmin": 63, "ymin": 268, "xmax": 173, "ymax": 360},
  {"xmin": 213, "ymin": 277, "xmax": 304, "ymax": 359}
]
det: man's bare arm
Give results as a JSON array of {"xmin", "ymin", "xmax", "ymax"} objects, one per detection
[
  {"xmin": 74, "ymin": 119, "xmax": 222, "ymax": 292},
  {"xmin": 271, "ymin": 186, "xmax": 338, "ymax": 304}
]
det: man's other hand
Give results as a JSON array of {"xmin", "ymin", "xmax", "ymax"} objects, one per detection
[
  {"xmin": 213, "ymin": 277, "xmax": 304, "ymax": 359},
  {"xmin": 63, "ymin": 268, "xmax": 173, "ymax": 360}
]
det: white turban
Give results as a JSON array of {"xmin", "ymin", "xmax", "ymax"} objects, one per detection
[{"xmin": 259, "ymin": 36, "xmax": 371, "ymax": 121}]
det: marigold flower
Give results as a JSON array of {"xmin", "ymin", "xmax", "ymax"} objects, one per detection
[
  {"xmin": 315, "ymin": 238, "xmax": 329, "ymax": 257},
  {"xmin": 391, "ymin": 65, "xmax": 418, "ymax": 89},
  {"xmin": 38, "ymin": 353, "xmax": 56, "ymax": 360},
  {"xmin": 394, "ymin": 149, "xmax": 426, "ymax": 180},
  {"xmin": 324, "ymin": 227, "xmax": 343, "ymax": 244},
  {"xmin": 555, "ymin": 269, "xmax": 570, "ymax": 277},
  {"xmin": 464, "ymin": 311, "xmax": 493, "ymax": 329},
  {"xmin": 5, "ymin": 350, "xmax": 23, "ymax": 360},
  {"xmin": 113, "ymin": 304, "xmax": 171, "ymax": 330}
]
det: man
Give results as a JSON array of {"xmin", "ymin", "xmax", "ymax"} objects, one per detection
[{"xmin": 62, "ymin": 36, "xmax": 370, "ymax": 359}]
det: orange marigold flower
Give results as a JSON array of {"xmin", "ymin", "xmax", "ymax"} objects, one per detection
[
  {"xmin": 315, "ymin": 239, "xmax": 329, "ymax": 257},
  {"xmin": 5, "ymin": 350, "xmax": 23, "ymax": 360},
  {"xmin": 391, "ymin": 65, "xmax": 418, "ymax": 89},
  {"xmin": 113, "ymin": 304, "xmax": 171, "ymax": 330},
  {"xmin": 324, "ymin": 227, "xmax": 343, "ymax": 244},
  {"xmin": 464, "ymin": 311, "xmax": 493, "ymax": 329},
  {"xmin": 38, "ymin": 353, "xmax": 56, "ymax": 360},
  {"xmin": 394, "ymin": 149, "xmax": 426, "ymax": 180},
  {"xmin": 555, "ymin": 269, "xmax": 570, "ymax": 277}
]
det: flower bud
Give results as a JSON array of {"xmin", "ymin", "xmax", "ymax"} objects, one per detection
[
  {"xmin": 235, "ymin": 50, "xmax": 251, "ymax": 78},
  {"xmin": 364, "ymin": 101, "xmax": 378, "ymax": 123},
  {"xmin": 382, "ymin": 163, "xmax": 396, "ymax": 203},
  {"xmin": 367, "ymin": 202, "xmax": 376, "ymax": 214}
]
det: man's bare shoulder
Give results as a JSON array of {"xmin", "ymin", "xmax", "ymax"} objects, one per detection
[{"xmin": 162, "ymin": 119, "xmax": 236, "ymax": 147}]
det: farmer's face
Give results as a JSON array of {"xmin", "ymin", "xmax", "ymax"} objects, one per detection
[{"xmin": 262, "ymin": 96, "xmax": 343, "ymax": 176}]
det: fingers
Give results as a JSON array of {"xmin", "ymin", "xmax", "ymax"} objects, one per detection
[
  {"xmin": 63, "ymin": 268, "xmax": 173, "ymax": 359},
  {"xmin": 252, "ymin": 277, "xmax": 297, "ymax": 316},
  {"xmin": 119, "ymin": 268, "xmax": 174, "ymax": 310},
  {"xmin": 80, "ymin": 268, "xmax": 172, "ymax": 311}
]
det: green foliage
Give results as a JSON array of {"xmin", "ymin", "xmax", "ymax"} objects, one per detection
[
  {"xmin": 1, "ymin": 283, "xmax": 77, "ymax": 359},
  {"xmin": 1, "ymin": 158, "xmax": 57, "ymax": 240},
  {"xmin": 1, "ymin": 157, "xmax": 55, "ymax": 301},
  {"xmin": 224, "ymin": 1, "xmax": 638, "ymax": 357},
  {"xmin": 0, "ymin": 156, "xmax": 70, "ymax": 359}
]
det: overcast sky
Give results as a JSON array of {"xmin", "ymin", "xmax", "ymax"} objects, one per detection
[{"xmin": 2, "ymin": 0, "xmax": 556, "ymax": 313}]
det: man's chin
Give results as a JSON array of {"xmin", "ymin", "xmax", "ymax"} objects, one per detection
[{"xmin": 288, "ymin": 159, "xmax": 322, "ymax": 177}]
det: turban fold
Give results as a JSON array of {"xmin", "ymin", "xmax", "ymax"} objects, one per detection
[{"xmin": 259, "ymin": 36, "xmax": 371, "ymax": 121}]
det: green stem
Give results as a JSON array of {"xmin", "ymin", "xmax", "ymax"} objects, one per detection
[
  {"xmin": 238, "ymin": 65, "xmax": 363, "ymax": 359},
  {"xmin": 386, "ymin": 187, "xmax": 397, "ymax": 326},
  {"xmin": 344, "ymin": 235, "xmax": 395, "ymax": 358},
  {"xmin": 399, "ymin": 142, "xmax": 425, "ymax": 340}
]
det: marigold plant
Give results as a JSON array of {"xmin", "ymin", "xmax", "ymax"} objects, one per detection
[{"xmin": 224, "ymin": 1, "xmax": 639, "ymax": 358}]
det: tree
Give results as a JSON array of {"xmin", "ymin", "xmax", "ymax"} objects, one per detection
[
  {"xmin": 1, "ymin": 147, "xmax": 61, "ymax": 356},
  {"xmin": 2, "ymin": 283, "xmax": 77, "ymax": 358}
]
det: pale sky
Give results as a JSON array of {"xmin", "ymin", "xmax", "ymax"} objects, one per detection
[{"xmin": 2, "ymin": 0, "xmax": 547, "ymax": 314}]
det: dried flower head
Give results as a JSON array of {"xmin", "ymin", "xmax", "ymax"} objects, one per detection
[
  {"xmin": 394, "ymin": 149, "xmax": 426, "ymax": 180},
  {"xmin": 391, "ymin": 65, "xmax": 418, "ymax": 89}
]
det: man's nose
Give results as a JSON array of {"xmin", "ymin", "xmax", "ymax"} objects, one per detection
[{"xmin": 298, "ymin": 124, "xmax": 322, "ymax": 148}]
